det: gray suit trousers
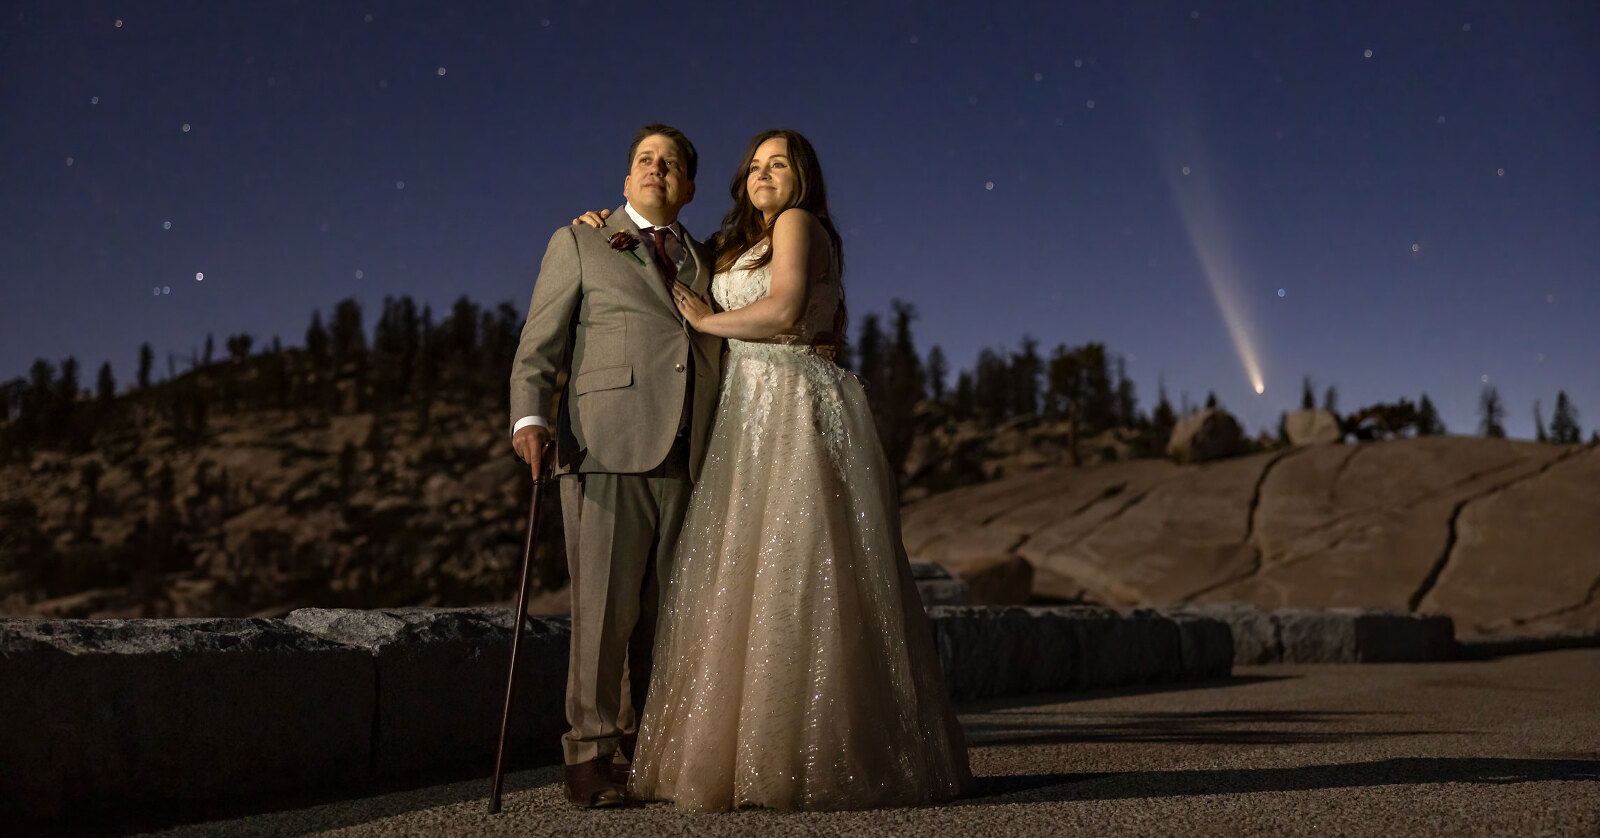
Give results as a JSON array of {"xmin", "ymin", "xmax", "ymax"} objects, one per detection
[{"xmin": 558, "ymin": 442, "xmax": 690, "ymax": 765}]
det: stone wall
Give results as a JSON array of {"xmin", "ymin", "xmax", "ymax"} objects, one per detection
[{"xmin": 1, "ymin": 603, "xmax": 1479, "ymax": 823}]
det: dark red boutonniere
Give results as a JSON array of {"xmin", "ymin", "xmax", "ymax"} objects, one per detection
[{"xmin": 608, "ymin": 231, "xmax": 646, "ymax": 265}]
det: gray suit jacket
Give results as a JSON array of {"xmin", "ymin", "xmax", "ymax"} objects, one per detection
[{"xmin": 509, "ymin": 205, "xmax": 722, "ymax": 481}]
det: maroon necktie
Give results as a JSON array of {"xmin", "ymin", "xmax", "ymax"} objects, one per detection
[{"xmin": 646, "ymin": 226, "xmax": 678, "ymax": 292}]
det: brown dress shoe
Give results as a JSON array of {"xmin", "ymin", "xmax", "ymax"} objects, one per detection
[
  {"xmin": 609, "ymin": 757, "xmax": 631, "ymax": 791},
  {"xmin": 563, "ymin": 757, "xmax": 624, "ymax": 808}
]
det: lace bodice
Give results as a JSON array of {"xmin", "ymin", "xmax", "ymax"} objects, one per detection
[{"xmin": 712, "ymin": 241, "xmax": 841, "ymax": 345}]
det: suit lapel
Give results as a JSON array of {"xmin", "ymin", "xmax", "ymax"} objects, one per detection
[
  {"xmin": 610, "ymin": 204, "xmax": 678, "ymax": 314},
  {"xmin": 679, "ymin": 227, "xmax": 712, "ymax": 297}
]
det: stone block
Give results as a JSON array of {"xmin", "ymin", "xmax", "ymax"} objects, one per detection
[
  {"xmin": 1173, "ymin": 604, "xmax": 1456, "ymax": 664},
  {"xmin": 1174, "ymin": 603, "xmax": 1283, "ymax": 665},
  {"xmin": 929, "ymin": 606, "xmax": 1207, "ymax": 702},
  {"xmin": 0, "ymin": 618, "xmax": 373, "ymax": 821},
  {"xmin": 1073, "ymin": 608, "xmax": 1185, "ymax": 688},
  {"xmin": 1272, "ymin": 607, "xmax": 1359, "ymax": 662},
  {"xmin": 1346, "ymin": 609, "xmax": 1455, "ymax": 662},
  {"xmin": 285, "ymin": 607, "xmax": 569, "ymax": 777},
  {"xmin": 929, "ymin": 606, "xmax": 1088, "ymax": 701},
  {"xmin": 1169, "ymin": 613, "xmax": 1234, "ymax": 678}
]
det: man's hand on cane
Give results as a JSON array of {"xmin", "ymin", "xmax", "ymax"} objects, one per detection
[{"xmin": 513, "ymin": 425, "xmax": 552, "ymax": 479}]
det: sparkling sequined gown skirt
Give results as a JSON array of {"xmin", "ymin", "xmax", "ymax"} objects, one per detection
[{"xmin": 629, "ymin": 340, "xmax": 973, "ymax": 811}]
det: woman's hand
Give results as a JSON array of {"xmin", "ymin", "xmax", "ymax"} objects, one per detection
[
  {"xmin": 571, "ymin": 208, "xmax": 611, "ymax": 228},
  {"xmin": 673, "ymin": 284, "xmax": 714, "ymax": 330}
]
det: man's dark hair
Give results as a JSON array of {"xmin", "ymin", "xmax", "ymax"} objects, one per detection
[{"xmin": 627, "ymin": 123, "xmax": 697, "ymax": 181}]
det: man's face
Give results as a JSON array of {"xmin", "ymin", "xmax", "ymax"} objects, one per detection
[{"xmin": 623, "ymin": 134, "xmax": 695, "ymax": 221}]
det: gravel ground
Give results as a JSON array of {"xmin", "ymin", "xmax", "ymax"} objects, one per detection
[{"xmin": 136, "ymin": 649, "xmax": 1600, "ymax": 838}]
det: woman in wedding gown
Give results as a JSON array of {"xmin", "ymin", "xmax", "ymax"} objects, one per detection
[{"xmin": 584, "ymin": 129, "xmax": 972, "ymax": 811}]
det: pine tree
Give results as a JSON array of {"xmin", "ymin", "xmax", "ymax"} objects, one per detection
[
  {"xmin": 1114, "ymin": 355, "xmax": 1137, "ymax": 428},
  {"xmin": 305, "ymin": 310, "xmax": 330, "ymax": 367},
  {"xmin": 331, "ymin": 298, "xmax": 367, "ymax": 367},
  {"xmin": 1276, "ymin": 411, "xmax": 1290, "ymax": 446},
  {"xmin": 1534, "ymin": 401, "xmax": 1548, "ymax": 443},
  {"xmin": 1010, "ymin": 336, "xmax": 1042, "ymax": 417},
  {"xmin": 446, "ymin": 296, "xmax": 481, "ymax": 386},
  {"xmin": 416, "ymin": 305, "xmax": 438, "ymax": 420},
  {"xmin": 203, "ymin": 333, "xmax": 215, "ymax": 366},
  {"xmin": 1416, "ymin": 393, "xmax": 1445, "ymax": 436},
  {"xmin": 855, "ymin": 313, "xmax": 886, "ymax": 394},
  {"xmin": 373, "ymin": 296, "xmax": 405, "ymax": 403},
  {"xmin": 1078, "ymin": 343, "xmax": 1114, "ymax": 433},
  {"xmin": 95, "ymin": 363, "xmax": 115, "ymax": 409},
  {"xmin": 1152, "ymin": 378, "xmax": 1176, "ymax": 445},
  {"xmin": 1301, "ymin": 376, "xmax": 1315, "ymax": 411},
  {"xmin": 0, "ymin": 377, "xmax": 22, "ymax": 426},
  {"xmin": 1047, "ymin": 345, "xmax": 1086, "ymax": 465},
  {"xmin": 17, "ymin": 359, "xmax": 55, "ymax": 446},
  {"xmin": 1322, "ymin": 385, "xmax": 1339, "ymax": 414},
  {"xmin": 137, "ymin": 343, "xmax": 153, "ymax": 390},
  {"xmin": 57, "ymin": 357, "xmax": 80, "ymax": 407},
  {"xmin": 54, "ymin": 357, "xmax": 81, "ymax": 441},
  {"xmin": 1550, "ymin": 391, "xmax": 1582, "ymax": 444},
  {"xmin": 973, "ymin": 348, "xmax": 1010, "ymax": 421},
  {"xmin": 1478, "ymin": 385, "xmax": 1506, "ymax": 438},
  {"xmin": 925, "ymin": 345, "xmax": 948, "ymax": 403},
  {"xmin": 881, "ymin": 300, "xmax": 925, "ymax": 479},
  {"xmin": 225, "ymin": 333, "xmax": 253, "ymax": 363},
  {"xmin": 953, "ymin": 370, "xmax": 975, "ymax": 418},
  {"xmin": 1205, "ymin": 391, "xmax": 1219, "ymax": 410},
  {"xmin": 305, "ymin": 310, "xmax": 332, "ymax": 416}
]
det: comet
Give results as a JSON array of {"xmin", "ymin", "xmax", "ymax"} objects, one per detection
[{"xmin": 1163, "ymin": 150, "xmax": 1267, "ymax": 397}]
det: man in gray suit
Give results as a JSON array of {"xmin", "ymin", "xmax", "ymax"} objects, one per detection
[{"xmin": 509, "ymin": 124, "xmax": 721, "ymax": 808}]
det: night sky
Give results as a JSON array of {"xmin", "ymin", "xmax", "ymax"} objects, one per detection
[{"xmin": 4, "ymin": 1, "xmax": 1595, "ymax": 439}]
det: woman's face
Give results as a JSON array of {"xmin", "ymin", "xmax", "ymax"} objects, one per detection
[{"xmin": 746, "ymin": 136, "xmax": 797, "ymax": 220}]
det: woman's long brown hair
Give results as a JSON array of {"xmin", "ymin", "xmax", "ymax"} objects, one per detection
[{"xmin": 713, "ymin": 129, "xmax": 844, "ymax": 279}]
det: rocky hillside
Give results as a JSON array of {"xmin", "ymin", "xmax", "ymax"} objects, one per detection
[
  {"xmin": 0, "ymin": 387, "xmax": 1177, "ymax": 619},
  {"xmin": 4, "ymin": 389, "xmax": 1594, "ymax": 634},
  {"xmin": 0, "ymin": 402, "xmax": 555, "ymax": 618},
  {"xmin": 901, "ymin": 436, "xmax": 1600, "ymax": 637}
]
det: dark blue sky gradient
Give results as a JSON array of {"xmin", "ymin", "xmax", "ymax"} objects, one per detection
[{"xmin": 4, "ymin": 1, "xmax": 1595, "ymax": 438}]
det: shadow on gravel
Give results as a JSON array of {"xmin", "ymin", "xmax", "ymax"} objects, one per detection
[
  {"xmin": 956, "ymin": 675, "xmax": 1294, "ymax": 715},
  {"xmin": 965, "ymin": 758, "xmax": 1600, "ymax": 804},
  {"xmin": 963, "ymin": 708, "xmax": 1443, "ymax": 747},
  {"xmin": 36, "ymin": 765, "xmax": 560, "ymax": 838}
]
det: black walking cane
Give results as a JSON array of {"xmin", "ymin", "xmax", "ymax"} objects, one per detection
[{"xmin": 488, "ymin": 442, "xmax": 549, "ymax": 815}]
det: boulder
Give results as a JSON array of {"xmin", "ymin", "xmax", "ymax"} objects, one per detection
[
  {"xmin": 1166, "ymin": 408, "xmax": 1245, "ymax": 464},
  {"xmin": 941, "ymin": 554, "xmax": 1035, "ymax": 606},
  {"xmin": 1285, "ymin": 409, "xmax": 1344, "ymax": 446},
  {"xmin": 909, "ymin": 560, "xmax": 970, "ymax": 607}
]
